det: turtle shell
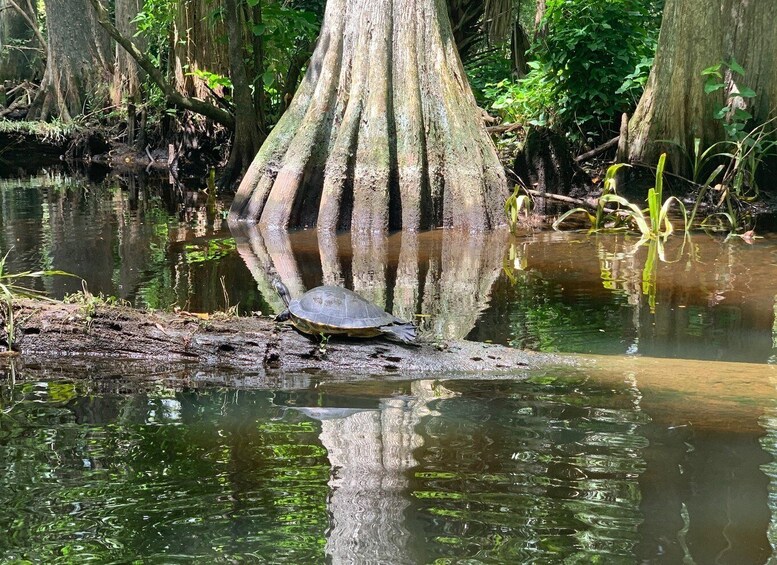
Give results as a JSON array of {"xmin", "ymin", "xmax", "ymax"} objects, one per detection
[{"xmin": 288, "ymin": 285, "xmax": 396, "ymax": 336}]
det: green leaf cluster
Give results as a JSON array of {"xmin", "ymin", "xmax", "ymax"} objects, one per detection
[
  {"xmin": 474, "ymin": 0, "xmax": 662, "ymax": 144},
  {"xmin": 553, "ymin": 153, "xmax": 688, "ymax": 239},
  {"xmin": 538, "ymin": 0, "xmax": 662, "ymax": 139}
]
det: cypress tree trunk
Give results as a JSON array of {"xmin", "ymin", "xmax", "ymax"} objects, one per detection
[
  {"xmin": 28, "ymin": 0, "xmax": 113, "ymax": 121},
  {"xmin": 629, "ymin": 0, "xmax": 777, "ymax": 173},
  {"xmin": 0, "ymin": 0, "xmax": 41, "ymax": 80},
  {"xmin": 172, "ymin": 0, "xmax": 229, "ymax": 100},
  {"xmin": 229, "ymin": 0, "xmax": 508, "ymax": 233},
  {"xmin": 219, "ymin": 0, "xmax": 263, "ymax": 189},
  {"xmin": 113, "ymin": 0, "xmax": 145, "ymax": 146}
]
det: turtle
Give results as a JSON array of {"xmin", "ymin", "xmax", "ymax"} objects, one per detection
[{"xmin": 272, "ymin": 279, "xmax": 417, "ymax": 343}]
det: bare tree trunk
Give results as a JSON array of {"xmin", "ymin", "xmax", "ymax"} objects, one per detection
[
  {"xmin": 113, "ymin": 0, "xmax": 145, "ymax": 146},
  {"xmin": 219, "ymin": 0, "xmax": 263, "ymax": 189},
  {"xmin": 0, "ymin": 0, "xmax": 42, "ymax": 80},
  {"xmin": 172, "ymin": 0, "xmax": 229, "ymax": 100},
  {"xmin": 230, "ymin": 0, "xmax": 508, "ymax": 233},
  {"xmin": 28, "ymin": 0, "xmax": 113, "ymax": 121},
  {"xmin": 534, "ymin": 0, "xmax": 547, "ymax": 40},
  {"xmin": 629, "ymin": 0, "xmax": 777, "ymax": 173}
]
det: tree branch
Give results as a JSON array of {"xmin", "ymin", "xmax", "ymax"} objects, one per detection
[
  {"xmin": 575, "ymin": 136, "xmax": 619, "ymax": 163},
  {"xmin": 6, "ymin": 0, "xmax": 45, "ymax": 51},
  {"xmin": 86, "ymin": 0, "xmax": 235, "ymax": 129}
]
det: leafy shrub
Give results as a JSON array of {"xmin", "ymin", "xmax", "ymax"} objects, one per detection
[
  {"xmin": 472, "ymin": 0, "xmax": 662, "ymax": 145},
  {"xmin": 481, "ymin": 61, "xmax": 556, "ymax": 126},
  {"xmin": 537, "ymin": 0, "xmax": 662, "ymax": 140}
]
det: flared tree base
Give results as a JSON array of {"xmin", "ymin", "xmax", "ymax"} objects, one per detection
[{"xmin": 229, "ymin": 0, "xmax": 508, "ymax": 232}]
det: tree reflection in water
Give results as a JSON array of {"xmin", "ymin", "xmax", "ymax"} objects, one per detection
[
  {"xmin": 1, "ymin": 365, "xmax": 776, "ymax": 562},
  {"xmin": 231, "ymin": 224, "xmax": 508, "ymax": 340}
]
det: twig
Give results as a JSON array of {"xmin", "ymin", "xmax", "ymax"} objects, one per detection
[
  {"xmin": 575, "ymin": 136, "xmax": 619, "ymax": 163},
  {"xmin": 522, "ymin": 187, "xmax": 618, "ymax": 215},
  {"xmin": 0, "ymin": 97, "xmax": 28, "ymax": 117},
  {"xmin": 487, "ymin": 123, "xmax": 522, "ymax": 135}
]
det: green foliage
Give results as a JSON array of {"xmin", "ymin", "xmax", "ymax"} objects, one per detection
[
  {"xmin": 251, "ymin": 1, "xmax": 323, "ymax": 115},
  {"xmin": 668, "ymin": 62, "xmax": 777, "ymax": 232},
  {"xmin": 466, "ymin": 48, "xmax": 514, "ymax": 105},
  {"xmin": 189, "ymin": 69, "xmax": 233, "ymax": 92},
  {"xmin": 701, "ymin": 59, "xmax": 757, "ymax": 140},
  {"xmin": 481, "ymin": 62, "xmax": 556, "ymax": 126},
  {"xmin": 131, "ymin": 0, "xmax": 323, "ymax": 122},
  {"xmin": 537, "ymin": 0, "xmax": 661, "ymax": 139},
  {"xmin": 504, "ymin": 185, "xmax": 533, "ymax": 232},
  {"xmin": 133, "ymin": 0, "xmax": 174, "ymax": 69},
  {"xmin": 701, "ymin": 62, "xmax": 777, "ymax": 206},
  {"xmin": 554, "ymin": 154, "xmax": 688, "ymax": 238},
  {"xmin": 64, "ymin": 283, "xmax": 129, "ymax": 321},
  {"xmin": 471, "ymin": 0, "xmax": 661, "ymax": 144},
  {"xmin": 0, "ymin": 119, "xmax": 81, "ymax": 142}
]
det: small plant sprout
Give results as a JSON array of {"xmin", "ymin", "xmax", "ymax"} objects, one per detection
[
  {"xmin": 504, "ymin": 185, "xmax": 533, "ymax": 231},
  {"xmin": 554, "ymin": 154, "xmax": 688, "ymax": 239},
  {"xmin": 318, "ymin": 333, "xmax": 330, "ymax": 356},
  {"xmin": 0, "ymin": 250, "xmax": 75, "ymax": 350}
]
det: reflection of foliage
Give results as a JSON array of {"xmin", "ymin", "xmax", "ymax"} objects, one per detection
[
  {"xmin": 184, "ymin": 238, "xmax": 236, "ymax": 264},
  {"xmin": 0, "ymin": 385, "xmax": 329, "ymax": 562},
  {"xmin": 415, "ymin": 377, "xmax": 647, "ymax": 563},
  {"xmin": 502, "ymin": 269, "xmax": 630, "ymax": 354}
]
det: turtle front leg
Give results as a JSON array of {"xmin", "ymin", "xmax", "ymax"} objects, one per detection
[{"xmin": 275, "ymin": 309, "xmax": 291, "ymax": 322}]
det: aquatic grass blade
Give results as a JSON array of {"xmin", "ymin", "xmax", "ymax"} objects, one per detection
[
  {"xmin": 552, "ymin": 207, "xmax": 597, "ymax": 230},
  {"xmin": 599, "ymin": 194, "xmax": 651, "ymax": 235}
]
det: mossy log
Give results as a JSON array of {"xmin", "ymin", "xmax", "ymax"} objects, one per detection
[{"xmin": 3, "ymin": 299, "xmax": 573, "ymax": 383}]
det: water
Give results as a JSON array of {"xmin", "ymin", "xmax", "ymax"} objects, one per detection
[
  {"xmin": 2, "ymin": 368, "xmax": 776, "ymax": 563},
  {"xmin": 2, "ymin": 171, "xmax": 777, "ymax": 563}
]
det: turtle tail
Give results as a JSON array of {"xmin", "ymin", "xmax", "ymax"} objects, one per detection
[{"xmin": 382, "ymin": 322, "xmax": 418, "ymax": 344}]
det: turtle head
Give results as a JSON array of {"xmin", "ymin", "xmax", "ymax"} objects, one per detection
[{"xmin": 272, "ymin": 278, "xmax": 292, "ymax": 306}]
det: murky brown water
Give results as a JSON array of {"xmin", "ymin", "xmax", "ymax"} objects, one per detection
[{"xmin": 2, "ymin": 171, "xmax": 777, "ymax": 562}]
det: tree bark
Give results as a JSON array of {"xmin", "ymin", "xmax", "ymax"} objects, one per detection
[
  {"xmin": 27, "ymin": 0, "xmax": 113, "ymax": 121},
  {"xmin": 87, "ymin": 0, "xmax": 234, "ymax": 128},
  {"xmin": 112, "ymin": 0, "xmax": 145, "ymax": 146},
  {"xmin": 229, "ymin": 0, "xmax": 508, "ymax": 233},
  {"xmin": 0, "ymin": 0, "xmax": 42, "ymax": 80},
  {"xmin": 629, "ymin": 0, "xmax": 777, "ymax": 173},
  {"xmin": 172, "ymin": 0, "xmax": 229, "ymax": 101},
  {"xmin": 4, "ymin": 299, "xmax": 566, "ymax": 378},
  {"xmin": 218, "ymin": 0, "xmax": 263, "ymax": 189}
]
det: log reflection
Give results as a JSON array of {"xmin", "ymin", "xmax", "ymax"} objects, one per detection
[{"xmin": 230, "ymin": 226, "xmax": 509, "ymax": 339}]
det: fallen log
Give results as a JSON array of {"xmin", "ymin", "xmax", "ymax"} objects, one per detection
[
  {"xmin": 3, "ymin": 299, "xmax": 575, "ymax": 384},
  {"xmin": 486, "ymin": 123, "xmax": 523, "ymax": 135}
]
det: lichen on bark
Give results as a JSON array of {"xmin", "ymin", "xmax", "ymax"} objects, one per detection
[{"xmin": 229, "ymin": 0, "xmax": 508, "ymax": 233}]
